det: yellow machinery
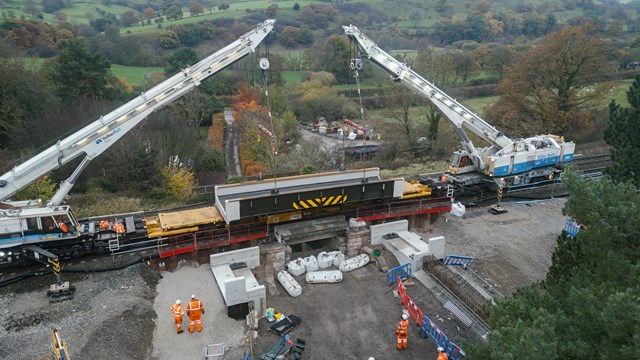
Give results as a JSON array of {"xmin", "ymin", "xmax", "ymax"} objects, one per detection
[{"xmin": 51, "ymin": 327, "xmax": 70, "ymax": 360}]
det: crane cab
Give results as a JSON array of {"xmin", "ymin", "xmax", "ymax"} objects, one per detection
[
  {"xmin": 0, "ymin": 205, "xmax": 79, "ymax": 264},
  {"xmin": 449, "ymin": 151, "xmax": 476, "ymax": 175}
]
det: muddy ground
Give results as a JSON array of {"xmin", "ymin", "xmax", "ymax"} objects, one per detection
[{"xmin": 0, "ymin": 199, "xmax": 567, "ymax": 359}]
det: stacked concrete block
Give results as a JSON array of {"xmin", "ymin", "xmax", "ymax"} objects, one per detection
[
  {"xmin": 261, "ymin": 242, "xmax": 287, "ymax": 272},
  {"xmin": 264, "ymin": 264, "xmax": 280, "ymax": 297},
  {"xmin": 346, "ymin": 228, "xmax": 370, "ymax": 257},
  {"xmin": 330, "ymin": 236, "xmax": 347, "ymax": 254}
]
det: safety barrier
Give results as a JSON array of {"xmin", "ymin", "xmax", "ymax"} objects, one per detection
[
  {"xmin": 387, "ymin": 263, "xmax": 412, "ymax": 284},
  {"xmin": 443, "ymin": 255, "xmax": 475, "ymax": 268},
  {"xmin": 396, "ymin": 278, "xmax": 466, "ymax": 360},
  {"xmin": 564, "ymin": 221, "xmax": 581, "ymax": 237}
]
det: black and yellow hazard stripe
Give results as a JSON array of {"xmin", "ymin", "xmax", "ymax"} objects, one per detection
[
  {"xmin": 49, "ymin": 257, "xmax": 61, "ymax": 275},
  {"xmin": 292, "ymin": 194, "xmax": 348, "ymax": 210}
]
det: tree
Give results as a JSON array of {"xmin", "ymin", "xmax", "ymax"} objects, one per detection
[
  {"xmin": 41, "ymin": 0, "xmax": 64, "ymax": 13},
  {"xmin": 303, "ymin": 35, "xmax": 350, "ymax": 83},
  {"xmin": 189, "ymin": 2, "xmax": 204, "ymax": 16},
  {"xmin": 280, "ymin": 110, "xmax": 301, "ymax": 145},
  {"xmin": 171, "ymin": 88, "xmax": 214, "ymax": 128},
  {"xmin": 164, "ymin": 4, "xmax": 183, "ymax": 20},
  {"xmin": 485, "ymin": 25, "xmax": 614, "ymax": 137},
  {"xmin": 218, "ymin": 2, "xmax": 229, "ymax": 11},
  {"xmin": 483, "ymin": 45, "xmax": 517, "ymax": 80},
  {"xmin": 158, "ymin": 30, "xmax": 180, "ymax": 49},
  {"xmin": 45, "ymin": 38, "xmax": 112, "ymax": 102},
  {"xmin": 293, "ymin": 3, "xmax": 300, "ymax": 11},
  {"xmin": 164, "ymin": 47, "xmax": 198, "ymax": 76},
  {"xmin": 265, "ymin": 4, "xmax": 277, "ymax": 17},
  {"xmin": 604, "ymin": 76, "xmax": 640, "ymax": 187},
  {"xmin": 0, "ymin": 59, "xmax": 55, "ymax": 149},
  {"xmin": 143, "ymin": 7, "xmax": 157, "ymax": 22},
  {"xmin": 161, "ymin": 165, "xmax": 196, "ymax": 200},
  {"xmin": 16, "ymin": 175, "xmax": 56, "ymax": 201},
  {"xmin": 378, "ymin": 85, "xmax": 431, "ymax": 159},
  {"xmin": 120, "ymin": 10, "xmax": 139, "ymax": 27},
  {"xmin": 451, "ymin": 51, "xmax": 479, "ymax": 83},
  {"xmin": 279, "ymin": 26, "xmax": 301, "ymax": 47}
]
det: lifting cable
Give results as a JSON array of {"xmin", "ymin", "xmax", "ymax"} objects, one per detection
[
  {"xmin": 258, "ymin": 37, "xmax": 280, "ymax": 193},
  {"xmin": 348, "ymin": 38, "xmax": 368, "ymax": 176}
]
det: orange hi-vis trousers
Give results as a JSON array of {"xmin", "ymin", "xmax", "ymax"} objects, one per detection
[
  {"xmin": 397, "ymin": 319, "xmax": 408, "ymax": 349},
  {"xmin": 187, "ymin": 299, "xmax": 204, "ymax": 333},
  {"xmin": 170, "ymin": 304, "xmax": 184, "ymax": 333}
]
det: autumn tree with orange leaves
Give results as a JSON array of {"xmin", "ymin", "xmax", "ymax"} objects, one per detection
[
  {"xmin": 485, "ymin": 24, "xmax": 614, "ymax": 138},
  {"xmin": 232, "ymin": 84, "xmax": 275, "ymax": 176}
]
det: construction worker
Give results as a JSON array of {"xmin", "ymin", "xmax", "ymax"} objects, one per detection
[
  {"xmin": 186, "ymin": 294, "xmax": 205, "ymax": 333},
  {"xmin": 170, "ymin": 299, "xmax": 184, "ymax": 334},
  {"xmin": 437, "ymin": 346, "xmax": 449, "ymax": 360},
  {"xmin": 396, "ymin": 313, "xmax": 409, "ymax": 350}
]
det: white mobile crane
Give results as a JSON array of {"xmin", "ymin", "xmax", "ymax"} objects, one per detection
[
  {"xmin": 343, "ymin": 25, "xmax": 575, "ymax": 194},
  {"xmin": 0, "ymin": 20, "xmax": 275, "ymax": 268}
]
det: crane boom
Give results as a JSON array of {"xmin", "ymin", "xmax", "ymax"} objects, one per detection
[
  {"xmin": 0, "ymin": 19, "xmax": 275, "ymax": 204},
  {"xmin": 344, "ymin": 24, "xmax": 513, "ymax": 172}
]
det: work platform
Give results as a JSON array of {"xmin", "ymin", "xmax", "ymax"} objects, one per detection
[{"xmin": 215, "ymin": 168, "xmax": 403, "ymax": 223}]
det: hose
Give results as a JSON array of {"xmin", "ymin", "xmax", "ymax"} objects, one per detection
[{"xmin": 0, "ymin": 254, "xmax": 159, "ymax": 288}]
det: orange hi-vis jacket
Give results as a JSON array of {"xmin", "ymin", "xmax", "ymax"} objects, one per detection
[
  {"xmin": 187, "ymin": 299, "xmax": 204, "ymax": 318},
  {"xmin": 170, "ymin": 303, "xmax": 184, "ymax": 319},
  {"xmin": 397, "ymin": 319, "xmax": 408, "ymax": 336},
  {"xmin": 437, "ymin": 352, "xmax": 449, "ymax": 360}
]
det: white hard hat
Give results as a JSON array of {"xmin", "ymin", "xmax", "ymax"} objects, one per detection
[
  {"xmin": 368, "ymin": 358, "xmax": 375, "ymax": 360},
  {"xmin": 191, "ymin": 294, "xmax": 196, "ymax": 299},
  {"xmin": 175, "ymin": 299, "xmax": 181, "ymax": 305},
  {"xmin": 402, "ymin": 314, "xmax": 408, "ymax": 320},
  {"xmin": 437, "ymin": 346, "xmax": 444, "ymax": 352}
]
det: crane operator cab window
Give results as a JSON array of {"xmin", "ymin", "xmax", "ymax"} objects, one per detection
[
  {"xmin": 40, "ymin": 214, "xmax": 75, "ymax": 234},
  {"xmin": 450, "ymin": 153, "xmax": 470, "ymax": 168}
]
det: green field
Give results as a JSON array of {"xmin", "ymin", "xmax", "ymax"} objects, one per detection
[
  {"xmin": 120, "ymin": 0, "xmax": 333, "ymax": 35},
  {"xmin": 282, "ymin": 71, "xmax": 302, "ymax": 86},
  {"xmin": 111, "ymin": 64, "xmax": 164, "ymax": 86}
]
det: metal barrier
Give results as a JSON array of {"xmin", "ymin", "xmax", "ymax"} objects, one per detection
[
  {"xmin": 564, "ymin": 221, "xmax": 580, "ymax": 237},
  {"xmin": 396, "ymin": 278, "xmax": 466, "ymax": 360},
  {"xmin": 443, "ymin": 255, "xmax": 475, "ymax": 267},
  {"xmin": 387, "ymin": 263, "xmax": 412, "ymax": 284}
]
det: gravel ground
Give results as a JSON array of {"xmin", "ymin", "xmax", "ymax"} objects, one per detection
[
  {"xmin": 0, "ymin": 198, "xmax": 568, "ymax": 359},
  {"xmin": 0, "ymin": 254, "xmax": 160, "ymax": 360},
  {"xmin": 150, "ymin": 264, "xmax": 247, "ymax": 360},
  {"xmin": 419, "ymin": 198, "xmax": 569, "ymax": 295}
]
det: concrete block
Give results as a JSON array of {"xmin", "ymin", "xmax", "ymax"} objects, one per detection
[
  {"xmin": 370, "ymin": 220, "xmax": 408, "ymax": 245},
  {"xmin": 428, "ymin": 236, "xmax": 446, "ymax": 260}
]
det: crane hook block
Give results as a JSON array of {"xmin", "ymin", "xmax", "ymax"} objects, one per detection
[{"xmin": 259, "ymin": 58, "xmax": 270, "ymax": 70}]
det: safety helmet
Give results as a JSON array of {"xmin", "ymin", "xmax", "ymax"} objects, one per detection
[
  {"xmin": 402, "ymin": 314, "xmax": 408, "ymax": 320},
  {"xmin": 368, "ymin": 358, "xmax": 375, "ymax": 360},
  {"xmin": 437, "ymin": 347, "xmax": 444, "ymax": 352},
  {"xmin": 191, "ymin": 294, "xmax": 196, "ymax": 299},
  {"xmin": 175, "ymin": 299, "xmax": 181, "ymax": 305}
]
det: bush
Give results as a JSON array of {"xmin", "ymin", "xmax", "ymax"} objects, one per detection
[
  {"xmin": 148, "ymin": 187, "xmax": 169, "ymax": 200},
  {"xmin": 194, "ymin": 147, "xmax": 225, "ymax": 172}
]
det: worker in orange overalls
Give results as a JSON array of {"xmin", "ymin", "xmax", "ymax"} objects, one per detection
[
  {"xmin": 170, "ymin": 299, "xmax": 184, "ymax": 334},
  {"xmin": 396, "ymin": 313, "xmax": 409, "ymax": 350},
  {"xmin": 186, "ymin": 294, "xmax": 205, "ymax": 333},
  {"xmin": 437, "ymin": 346, "xmax": 449, "ymax": 360}
]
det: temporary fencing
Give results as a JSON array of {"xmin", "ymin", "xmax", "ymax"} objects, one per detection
[
  {"xmin": 396, "ymin": 278, "xmax": 466, "ymax": 360},
  {"xmin": 387, "ymin": 263, "xmax": 412, "ymax": 284},
  {"xmin": 564, "ymin": 221, "xmax": 581, "ymax": 237}
]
